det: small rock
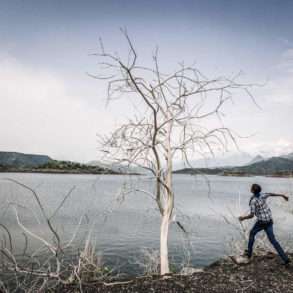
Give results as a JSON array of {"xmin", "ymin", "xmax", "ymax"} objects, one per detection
[
  {"xmin": 180, "ymin": 267, "xmax": 204, "ymax": 275},
  {"xmin": 230, "ymin": 255, "xmax": 250, "ymax": 265}
]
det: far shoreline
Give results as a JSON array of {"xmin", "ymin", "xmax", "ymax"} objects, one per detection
[
  {"xmin": 173, "ymin": 171, "xmax": 293, "ymax": 178},
  {"xmin": 0, "ymin": 169, "xmax": 141, "ymax": 176},
  {"xmin": 1, "ymin": 170, "xmax": 293, "ymax": 178}
]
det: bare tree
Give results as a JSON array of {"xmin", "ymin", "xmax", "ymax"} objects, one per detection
[
  {"xmin": 0, "ymin": 179, "xmax": 114, "ymax": 291},
  {"xmin": 92, "ymin": 29, "xmax": 254, "ymax": 275}
]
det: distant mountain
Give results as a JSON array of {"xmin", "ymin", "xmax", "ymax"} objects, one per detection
[
  {"xmin": 247, "ymin": 155, "xmax": 265, "ymax": 165},
  {"xmin": 173, "ymin": 152, "xmax": 253, "ymax": 169},
  {"xmin": 174, "ymin": 155, "xmax": 293, "ymax": 177},
  {"xmin": 231, "ymin": 157, "xmax": 293, "ymax": 175},
  {"xmin": 281, "ymin": 152, "xmax": 293, "ymax": 161},
  {"xmin": 88, "ymin": 160, "xmax": 146, "ymax": 174},
  {"xmin": 174, "ymin": 167, "xmax": 224, "ymax": 175},
  {"xmin": 0, "ymin": 152, "xmax": 52, "ymax": 168},
  {"xmin": 0, "ymin": 152, "xmax": 122, "ymax": 174}
]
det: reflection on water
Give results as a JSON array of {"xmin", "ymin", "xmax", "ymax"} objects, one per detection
[{"xmin": 0, "ymin": 173, "xmax": 292, "ymax": 275}]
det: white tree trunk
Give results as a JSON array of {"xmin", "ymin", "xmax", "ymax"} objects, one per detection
[
  {"xmin": 160, "ymin": 211, "xmax": 170, "ymax": 275},
  {"xmin": 159, "ymin": 117, "xmax": 173, "ymax": 275}
]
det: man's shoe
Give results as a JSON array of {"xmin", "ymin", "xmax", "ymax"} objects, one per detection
[
  {"xmin": 282, "ymin": 259, "xmax": 291, "ymax": 267},
  {"xmin": 242, "ymin": 250, "xmax": 249, "ymax": 257}
]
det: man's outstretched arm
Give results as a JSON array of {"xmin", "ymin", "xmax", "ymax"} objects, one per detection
[
  {"xmin": 266, "ymin": 193, "xmax": 289, "ymax": 201},
  {"xmin": 238, "ymin": 213, "xmax": 254, "ymax": 222}
]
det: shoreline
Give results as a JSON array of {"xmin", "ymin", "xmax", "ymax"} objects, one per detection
[
  {"xmin": 1, "ymin": 170, "xmax": 293, "ymax": 178},
  {"xmin": 1, "ymin": 248, "xmax": 292, "ymax": 292},
  {"xmin": 174, "ymin": 172, "xmax": 293, "ymax": 178},
  {"xmin": 0, "ymin": 169, "xmax": 141, "ymax": 175},
  {"xmin": 55, "ymin": 252, "xmax": 293, "ymax": 293}
]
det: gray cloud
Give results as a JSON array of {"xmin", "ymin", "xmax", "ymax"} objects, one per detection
[{"xmin": 1, "ymin": 1, "xmax": 293, "ymax": 162}]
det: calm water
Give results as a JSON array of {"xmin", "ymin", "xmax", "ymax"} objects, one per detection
[{"xmin": 0, "ymin": 173, "xmax": 292, "ymax": 275}]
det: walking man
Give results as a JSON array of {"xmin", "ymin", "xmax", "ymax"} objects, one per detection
[{"xmin": 239, "ymin": 183, "xmax": 290, "ymax": 264}]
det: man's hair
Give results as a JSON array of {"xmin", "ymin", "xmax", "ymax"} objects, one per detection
[{"xmin": 251, "ymin": 183, "xmax": 262, "ymax": 194}]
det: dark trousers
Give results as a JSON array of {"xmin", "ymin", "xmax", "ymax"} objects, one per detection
[{"xmin": 248, "ymin": 220, "xmax": 289, "ymax": 263}]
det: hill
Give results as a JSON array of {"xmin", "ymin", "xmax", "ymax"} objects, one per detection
[
  {"xmin": 0, "ymin": 152, "xmax": 120, "ymax": 174},
  {"xmin": 33, "ymin": 160, "xmax": 119, "ymax": 174},
  {"xmin": 88, "ymin": 160, "xmax": 146, "ymax": 174},
  {"xmin": 282, "ymin": 152, "xmax": 293, "ymax": 160},
  {"xmin": 231, "ymin": 156, "xmax": 293, "ymax": 176},
  {"xmin": 0, "ymin": 151, "xmax": 52, "ymax": 168},
  {"xmin": 247, "ymin": 154, "xmax": 265, "ymax": 165},
  {"xmin": 174, "ymin": 154, "xmax": 293, "ymax": 177}
]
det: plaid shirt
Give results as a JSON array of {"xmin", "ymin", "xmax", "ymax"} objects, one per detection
[{"xmin": 249, "ymin": 193, "xmax": 272, "ymax": 222}]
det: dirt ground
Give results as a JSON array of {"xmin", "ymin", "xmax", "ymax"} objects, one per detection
[{"xmin": 57, "ymin": 253, "xmax": 293, "ymax": 293}]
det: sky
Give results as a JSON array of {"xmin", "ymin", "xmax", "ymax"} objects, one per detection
[{"xmin": 0, "ymin": 0, "xmax": 293, "ymax": 163}]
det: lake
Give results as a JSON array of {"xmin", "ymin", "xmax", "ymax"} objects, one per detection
[{"xmin": 0, "ymin": 173, "xmax": 292, "ymax": 275}]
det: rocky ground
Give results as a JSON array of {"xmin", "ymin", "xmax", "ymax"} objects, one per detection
[{"xmin": 57, "ymin": 253, "xmax": 293, "ymax": 293}]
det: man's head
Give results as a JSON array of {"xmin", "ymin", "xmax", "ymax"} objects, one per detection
[{"xmin": 251, "ymin": 183, "xmax": 262, "ymax": 195}]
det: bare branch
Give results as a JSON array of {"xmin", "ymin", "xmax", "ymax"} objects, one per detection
[{"xmin": 91, "ymin": 29, "xmax": 256, "ymax": 275}]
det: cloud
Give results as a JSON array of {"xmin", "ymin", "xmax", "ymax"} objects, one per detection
[
  {"xmin": 282, "ymin": 48, "xmax": 293, "ymax": 59},
  {"xmin": 264, "ymin": 77, "xmax": 293, "ymax": 105},
  {"xmin": 1, "ymin": 49, "xmax": 292, "ymax": 163},
  {"xmin": 278, "ymin": 48, "xmax": 293, "ymax": 74},
  {"xmin": 0, "ymin": 55, "xmax": 113, "ymax": 162},
  {"xmin": 260, "ymin": 48, "xmax": 293, "ymax": 106},
  {"xmin": 246, "ymin": 139, "xmax": 293, "ymax": 157}
]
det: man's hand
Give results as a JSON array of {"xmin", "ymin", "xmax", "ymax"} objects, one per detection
[
  {"xmin": 268, "ymin": 193, "xmax": 289, "ymax": 201},
  {"xmin": 238, "ymin": 214, "xmax": 254, "ymax": 222},
  {"xmin": 238, "ymin": 216, "xmax": 245, "ymax": 222}
]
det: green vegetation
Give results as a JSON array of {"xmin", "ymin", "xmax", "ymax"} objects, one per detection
[
  {"xmin": 174, "ymin": 156, "xmax": 293, "ymax": 177},
  {"xmin": 0, "ymin": 152, "xmax": 120, "ymax": 174},
  {"xmin": 34, "ymin": 160, "xmax": 118, "ymax": 174}
]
